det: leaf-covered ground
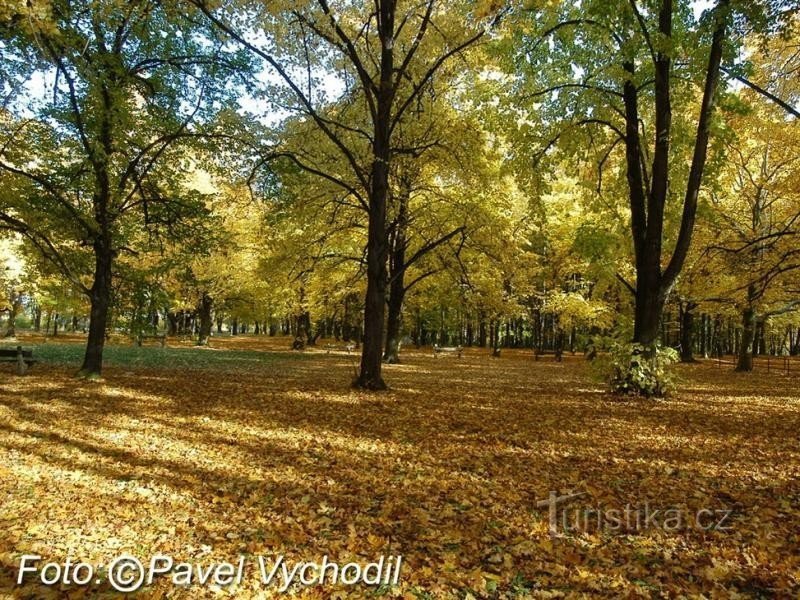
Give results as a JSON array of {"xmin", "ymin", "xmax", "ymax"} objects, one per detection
[{"xmin": 1, "ymin": 335, "xmax": 798, "ymax": 598}]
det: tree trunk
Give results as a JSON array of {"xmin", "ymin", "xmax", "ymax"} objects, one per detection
[
  {"xmin": 384, "ymin": 175, "xmax": 410, "ymax": 364},
  {"xmin": 680, "ymin": 302, "xmax": 697, "ymax": 362},
  {"xmin": 354, "ymin": 13, "xmax": 393, "ymax": 390},
  {"xmin": 356, "ymin": 192, "xmax": 389, "ymax": 388},
  {"xmin": 384, "ymin": 281, "xmax": 405, "ymax": 364},
  {"xmin": 632, "ymin": 279, "xmax": 665, "ymax": 348},
  {"xmin": 197, "ymin": 293, "xmax": 213, "ymax": 346},
  {"xmin": 302, "ymin": 312, "xmax": 315, "ymax": 345},
  {"xmin": 3, "ymin": 291, "xmax": 21, "ymax": 338},
  {"xmin": 79, "ymin": 241, "xmax": 113, "ymax": 378},
  {"xmin": 621, "ymin": 0, "xmax": 727, "ymax": 374},
  {"xmin": 167, "ymin": 312, "xmax": 178, "ymax": 336},
  {"xmin": 736, "ymin": 305, "xmax": 756, "ymax": 372},
  {"xmin": 476, "ymin": 314, "xmax": 484, "ymax": 347}
]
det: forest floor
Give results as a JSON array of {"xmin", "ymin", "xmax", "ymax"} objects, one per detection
[{"xmin": 0, "ymin": 334, "xmax": 798, "ymax": 599}]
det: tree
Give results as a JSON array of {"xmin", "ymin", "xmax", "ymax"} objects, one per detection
[
  {"xmin": 0, "ymin": 0, "xmax": 245, "ymax": 377},
  {"xmin": 189, "ymin": 0, "xmax": 499, "ymax": 389},
  {"xmin": 0, "ymin": 236, "xmax": 26, "ymax": 337},
  {"xmin": 502, "ymin": 0, "xmax": 794, "ymax": 393},
  {"xmin": 508, "ymin": 0, "xmax": 732, "ymax": 344},
  {"xmin": 382, "ymin": 100, "xmax": 492, "ymax": 363},
  {"xmin": 708, "ymin": 99, "xmax": 800, "ymax": 371}
]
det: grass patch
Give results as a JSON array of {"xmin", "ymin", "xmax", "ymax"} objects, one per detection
[{"xmin": 0, "ymin": 341, "xmax": 313, "ymax": 371}]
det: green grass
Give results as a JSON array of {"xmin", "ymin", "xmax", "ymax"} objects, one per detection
[{"xmin": 0, "ymin": 341, "xmax": 312, "ymax": 370}]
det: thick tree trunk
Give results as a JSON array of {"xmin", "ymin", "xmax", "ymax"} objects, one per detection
[
  {"xmin": 167, "ymin": 312, "xmax": 178, "ymax": 336},
  {"xmin": 356, "ymin": 193, "xmax": 389, "ymax": 388},
  {"xmin": 302, "ymin": 312, "xmax": 316, "ymax": 345},
  {"xmin": 736, "ymin": 305, "xmax": 756, "ymax": 372},
  {"xmin": 79, "ymin": 242, "xmax": 113, "ymax": 378},
  {"xmin": 618, "ymin": 0, "xmax": 727, "ymax": 387},
  {"xmin": 197, "ymin": 293, "xmax": 213, "ymax": 346},
  {"xmin": 632, "ymin": 280, "xmax": 666, "ymax": 348},
  {"xmin": 354, "ymin": 13, "xmax": 393, "ymax": 390}
]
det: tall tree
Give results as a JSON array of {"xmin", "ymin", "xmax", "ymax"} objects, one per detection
[
  {"xmin": 708, "ymin": 99, "xmax": 800, "ymax": 371},
  {"xmin": 502, "ymin": 0, "xmax": 794, "ymax": 392},
  {"xmin": 189, "ymin": 0, "xmax": 498, "ymax": 389},
  {"xmin": 0, "ymin": 0, "xmax": 244, "ymax": 377}
]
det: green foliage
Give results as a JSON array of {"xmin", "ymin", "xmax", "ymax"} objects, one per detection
[
  {"xmin": 593, "ymin": 340, "xmax": 679, "ymax": 398},
  {"xmin": 0, "ymin": 341, "xmax": 312, "ymax": 370}
]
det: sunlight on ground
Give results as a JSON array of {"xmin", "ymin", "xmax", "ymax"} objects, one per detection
[{"xmin": 1, "ymin": 336, "xmax": 799, "ymax": 598}]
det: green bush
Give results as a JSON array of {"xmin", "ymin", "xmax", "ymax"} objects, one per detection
[{"xmin": 593, "ymin": 340, "xmax": 679, "ymax": 398}]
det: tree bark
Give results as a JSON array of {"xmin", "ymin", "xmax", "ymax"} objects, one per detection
[
  {"xmin": 632, "ymin": 280, "xmax": 666, "ymax": 347},
  {"xmin": 354, "ymin": 1, "xmax": 394, "ymax": 390},
  {"xmin": 3, "ymin": 291, "xmax": 21, "ymax": 338},
  {"xmin": 384, "ymin": 172, "xmax": 410, "ymax": 364},
  {"xmin": 478, "ymin": 312, "xmax": 487, "ymax": 348},
  {"xmin": 167, "ymin": 312, "xmax": 178, "ymax": 336},
  {"xmin": 680, "ymin": 302, "xmax": 698, "ymax": 362},
  {"xmin": 384, "ymin": 280, "xmax": 404, "ymax": 364},
  {"xmin": 736, "ymin": 305, "xmax": 756, "ymax": 372},
  {"xmin": 356, "ymin": 186, "xmax": 389, "ymax": 388},
  {"xmin": 79, "ymin": 240, "xmax": 113, "ymax": 378},
  {"xmin": 197, "ymin": 292, "xmax": 213, "ymax": 346},
  {"xmin": 621, "ymin": 0, "xmax": 728, "ymax": 358}
]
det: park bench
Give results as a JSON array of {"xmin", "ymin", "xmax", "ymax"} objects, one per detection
[
  {"xmin": 534, "ymin": 348, "xmax": 563, "ymax": 361},
  {"xmin": 135, "ymin": 333, "xmax": 166, "ymax": 347},
  {"xmin": 433, "ymin": 344, "xmax": 463, "ymax": 358},
  {"xmin": 0, "ymin": 346, "xmax": 37, "ymax": 375},
  {"xmin": 325, "ymin": 343, "xmax": 356, "ymax": 354}
]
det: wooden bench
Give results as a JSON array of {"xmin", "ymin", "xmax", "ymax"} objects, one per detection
[
  {"xmin": 135, "ymin": 334, "xmax": 166, "ymax": 347},
  {"xmin": 325, "ymin": 343, "xmax": 356, "ymax": 354},
  {"xmin": 534, "ymin": 348, "xmax": 563, "ymax": 361},
  {"xmin": 0, "ymin": 346, "xmax": 37, "ymax": 375},
  {"xmin": 433, "ymin": 344, "xmax": 463, "ymax": 358}
]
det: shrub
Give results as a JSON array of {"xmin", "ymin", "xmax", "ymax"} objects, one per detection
[{"xmin": 593, "ymin": 340, "xmax": 679, "ymax": 398}]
